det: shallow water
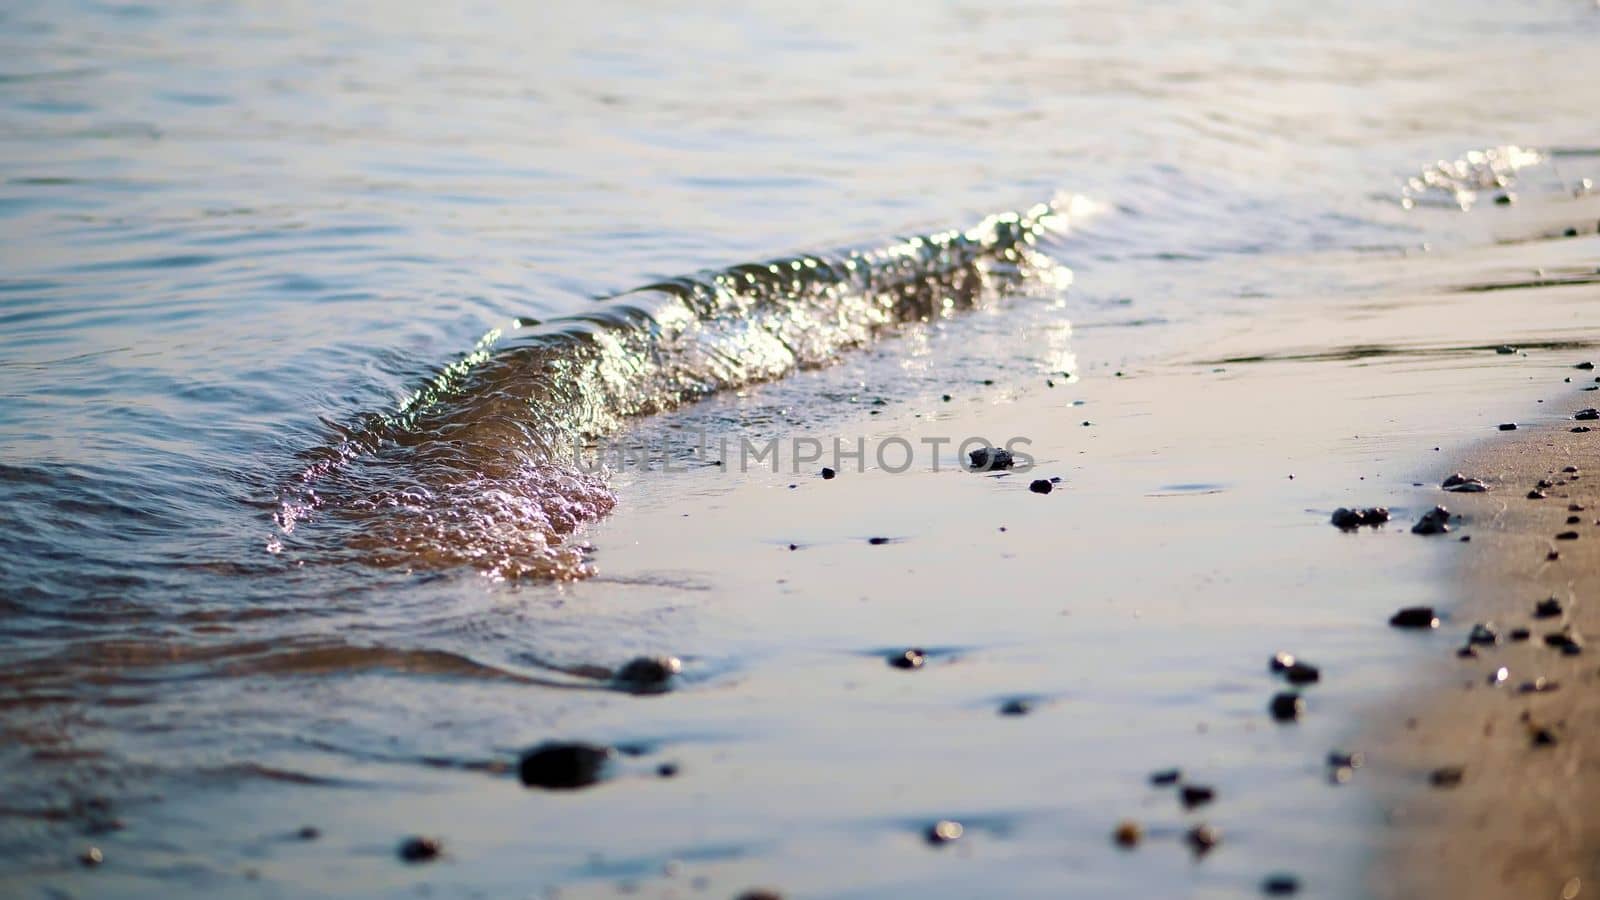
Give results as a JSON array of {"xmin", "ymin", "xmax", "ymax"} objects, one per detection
[{"xmin": 2, "ymin": 0, "xmax": 1600, "ymax": 896}]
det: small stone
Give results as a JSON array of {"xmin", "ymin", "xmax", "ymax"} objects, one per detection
[
  {"xmin": 1535, "ymin": 598, "xmax": 1564, "ymax": 618},
  {"xmin": 1578, "ymin": 362, "xmax": 1596, "ymax": 370},
  {"xmin": 1494, "ymin": 344, "xmax": 1517, "ymax": 353},
  {"xmin": 925, "ymin": 820, "xmax": 964, "ymax": 845},
  {"xmin": 519, "ymin": 742, "xmax": 614, "ymax": 790},
  {"xmin": 1429, "ymin": 767, "xmax": 1464, "ymax": 788},
  {"xmin": 1568, "ymin": 516, "xmax": 1582, "ymax": 525},
  {"xmin": 1456, "ymin": 645, "xmax": 1478, "ymax": 659},
  {"xmin": 1262, "ymin": 873, "xmax": 1301, "ymax": 896},
  {"xmin": 1576, "ymin": 408, "xmax": 1600, "ymax": 421},
  {"xmin": 656, "ymin": 762, "xmax": 679, "ymax": 778},
  {"xmin": 889, "ymin": 648, "xmax": 926, "ymax": 670},
  {"xmin": 1519, "ymin": 677, "xmax": 1559, "ymax": 694},
  {"xmin": 1269, "ymin": 692, "xmax": 1303, "ymax": 722},
  {"xmin": 1538, "ymin": 479, "xmax": 1555, "ymax": 489},
  {"xmin": 820, "ymin": 467, "xmax": 836, "ymax": 480},
  {"xmin": 867, "ymin": 536, "xmax": 891, "ymax": 545},
  {"xmin": 398, "ymin": 836, "xmax": 442, "ymax": 863},
  {"xmin": 1028, "ymin": 479, "xmax": 1053, "ymax": 495},
  {"xmin": 78, "ymin": 846, "xmax": 103, "ymax": 867},
  {"xmin": 1327, "ymin": 750, "xmax": 1364, "ymax": 769},
  {"xmin": 735, "ymin": 890, "xmax": 785, "ymax": 900},
  {"xmin": 1180, "ymin": 785, "xmax": 1216, "ymax": 809},
  {"xmin": 1284, "ymin": 662, "xmax": 1320, "ymax": 685},
  {"xmin": 1544, "ymin": 629, "xmax": 1583, "ymax": 653},
  {"xmin": 1331, "ymin": 507, "xmax": 1390, "ymax": 529},
  {"xmin": 1269, "ymin": 652, "xmax": 1296, "ymax": 673},
  {"xmin": 998, "ymin": 698, "xmax": 1034, "ymax": 716},
  {"xmin": 1529, "ymin": 490, "xmax": 1548, "ymax": 500},
  {"xmin": 1328, "ymin": 765, "xmax": 1353, "ymax": 785},
  {"xmin": 1389, "ymin": 607, "xmax": 1440, "ymax": 629},
  {"xmin": 967, "ymin": 447, "xmax": 1015, "ymax": 471},
  {"xmin": 296, "ymin": 826, "xmax": 321, "ymax": 841},
  {"xmin": 1575, "ymin": 427, "xmax": 1593, "ymax": 433},
  {"xmin": 1563, "ymin": 466, "xmax": 1580, "ymax": 473},
  {"xmin": 1532, "ymin": 727, "xmax": 1559, "ymax": 747},
  {"xmin": 1487, "ymin": 667, "xmax": 1508, "ymax": 686},
  {"xmin": 1149, "ymin": 768, "xmax": 1182, "ymax": 786},
  {"xmin": 613, "ymin": 655, "xmax": 682, "ymax": 692},
  {"xmin": 1186, "ymin": 824, "xmax": 1221, "ymax": 855},
  {"xmin": 1113, "ymin": 820, "xmax": 1143, "ymax": 848},
  {"xmin": 1494, "ymin": 193, "xmax": 1514, "ymax": 205},
  {"xmin": 1411, "ymin": 506, "xmax": 1452, "ymax": 535},
  {"xmin": 1509, "ymin": 628, "xmax": 1531, "ymax": 642},
  {"xmin": 1467, "ymin": 623, "xmax": 1500, "ymax": 645},
  {"xmin": 1441, "ymin": 473, "xmax": 1488, "ymax": 492},
  {"xmin": 1499, "ymin": 423, "xmax": 1518, "ymax": 431},
  {"xmin": 1556, "ymin": 531, "xmax": 1580, "ymax": 540}
]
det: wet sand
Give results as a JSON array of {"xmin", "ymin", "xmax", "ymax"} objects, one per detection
[{"xmin": 1370, "ymin": 410, "xmax": 1600, "ymax": 900}]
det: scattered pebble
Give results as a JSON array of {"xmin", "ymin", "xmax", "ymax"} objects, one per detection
[
  {"xmin": 656, "ymin": 762, "xmax": 679, "ymax": 778},
  {"xmin": 1186, "ymin": 824, "xmax": 1221, "ymax": 856},
  {"xmin": 1331, "ymin": 507, "xmax": 1390, "ymax": 529},
  {"xmin": 1467, "ymin": 623, "xmax": 1500, "ymax": 646},
  {"xmin": 398, "ymin": 836, "xmax": 443, "ymax": 863},
  {"xmin": 998, "ymin": 698, "xmax": 1034, "ymax": 716},
  {"xmin": 1029, "ymin": 479, "xmax": 1053, "ymax": 495},
  {"xmin": 78, "ymin": 847, "xmax": 103, "ymax": 868},
  {"xmin": 868, "ymin": 536, "xmax": 891, "ymax": 545},
  {"xmin": 1535, "ymin": 598, "xmax": 1564, "ymax": 619},
  {"xmin": 1529, "ymin": 490, "xmax": 1548, "ymax": 500},
  {"xmin": 1269, "ymin": 652, "xmax": 1296, "ymax": 673},
  {"xmin": 1499, "ymin": 423, "xmax": 1518, "ymax": 431},
  {"xmin": 1149, "ymin": 768, "xmax": 1182, "ymax": 786},
  {"xmin": 1262, "ymin": 873, "xmax": 1302, "ymax": 896},
  {"xmin": 735, "ymin": 890, "xmax": 785, "ymax": 900},
  {"xmin": 925, "ymin": 820, "xmax": 964, "ymax": 845},
  {"xmin": 613, "ymin": 655, "xmax": 682, "ymax": 692},
  {"xmin": 1390, "ymin": 607, "xmax": 1440, "ymax": 629},
  {"xmin": 1576, "ymin": 427, "xmax": 1594, "ymax": 433},
  {"xmin": 1494, "ymin": 345, "xmax": 1516, "ymax": 354},
  {"xmin": 1411, "ymin": 506, "xmax": 1452, "ymax": 535},
  {"xmin": 1441, "ymin": 473, "xmax": 1488, "ymax": 493},
  {"xmin": 1429, "ymin": 767, "xmax": 1464, "ymax": 788},
  {"xmin": 296, "ymin": 826, "xmax": 321, "ymax": 841},
  {"xmin": 1327, "ymin": 750, "xmax": 1364, "ymax": 769},
  {"xmin": 1509, "ymin": 628, "xmax": 1532, "ymax": 642},
  {"xmin": 1556, "ymin": 531, "xmax": 1580, "ymax": 541},
  {"xmin": 1284, "ymin": 662, "xmax": 1321, "ymax": 685},
  {"xmin": 1578, "ymin": 362, "xmax": 1596, "ymax": 370},
  {"xmin": 1576, "ymin": 408, "xmax": 1600, "ymax": 421},
  {"xmin": 1487, "ymin": 667, "xmax": 1508, "ymax": 686},
  {"xmin": 518, "ymin": 742, "xmax": 614, "ymax": 790},
  {"xmin": 1544, "ymin": 629, "xmax": 1584, "ymax": 654},
  {"xmin": 968, "ymin": 447, "xmax": 1015, "ymax": 471},
  {"xmin": 1532, "ymin": 726, "xmax": 1559, "ymax": 747},
  {"xmin": 1180, "ymin": 785, "xmax": 1216, "ymax": 809},
  {"xmin": 1269, "ymin": 692, "xmax": 1304, "ymax": 722},
  {"xmin": 1568, "ymin": 516, "xmax": 1582, "ymax": 525},
  {"xmin": 820, "ymin": 467, "xmax": 836, "ymax": 480},
  {"xmin": 888, "ymin": 648, "xmax": 926, "ymax": 669},
  {"xmin": 1113, "ymin": 820, "xmax": 1143, "ymax": 848},
  {"xmin": 1519, "ymin": 677, "xmax": 1559, "ymax": 694}
]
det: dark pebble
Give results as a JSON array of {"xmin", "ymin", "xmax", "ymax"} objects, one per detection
[
  {"xmin": 1284, "ymin": 661, "xmax": 1321, "ymax": 685},
  {"xmin": 1149, "ymin": 768, "xmax": 1182, "ymax": 786},
  {"xmin": 1186, "ymin": 824, "xmax": 1221, "ymax": 856},
  {"xmin": 735, "ymin": 890, "xmax": 785, "ymax": 900},
  {"xmin": 1467, "ymin": 623, "xmax": 1500, "ymax": 646},
  {"xmin": 1575, "ymin": 427, "xmax": 1593, "ymax": 433},
  {"xmin": 1456, "ymin": 645, "xmax": 1478, "ymax": 659},
  {"xmin": 1494, "ymin": 344, "xmax": 1516, "ymax": 353},
  {"xmin": 1442, "ymin": 472, "xmax": 1488, "ymax": 492},
  {"xmin": 1564, "ymin": 466, "xmax": 1580, "ymax": 473},
  {"xmin": 1498, "ymin": 423, "xmax": 1518, "ymax": 431},
  {"xmin": 1576, "ymin": 408, "xmax": 1600, "ymax": 421},
  {"xmin": 1544, "ymin": 630, "xmax": 1583, "ymax": 653},
  {"xmin": 1180, "ymin": 785, "xmax": 1216, "ymax": 809},
  {"xmin": 1568, "ymin": 516, "xmax": 1582, "ymax": 525},
  {"xmin": 518, "ymin": 742, "xmax": 614, "ymax": 790},
  {"xmin": 1269, "ymin": 692, "xmax": 1303, "ymax": 722},
  {"xmin": 1528, "ymin": 490, "xmax": 1548, "ymax": 500},
  {"xmin": 1429, "ymin": 767, "xmax": 1464, "ymax": 788},
  {"xmin": 868, "ymin": 536, "xmax": 891, "ymax": 545},
  {"xmin": 998, "ymin": 698, "xmax": 1034, "ymax": 716},
  {"xmin": 889, "ymin": 648, "xmax": 926, "ymax": 670},
  {"xmin": 1331, "ymin": 507, "xmax": 1390, "ymax": 529},
  {"xmin": 1535, "ymin": 598, "xmax": 1564, "ymax": 618},
  {"xmin": 657, "ymin": 762, "xmax": 679, "ymax": 778},
  {"xmin": 1411, "ymin": 506, "xmax": 1451, "ymax": 535},
  {"xmin": 1389, "ymin": 606, "xmax": 1440, "ymax": 629},
  {"xmin": 1509, "ymin": 628, "xmax": 1531, "ymax": 642},
  {"xmin": 925, "ymin": 820, "xmax": 964, "ymax": 845},
  {"xmin": 1578, "ymin": 362, "xmax": 1597, "ymax": 370},
  {"xmin": 613, "ymin": 655, "xmax": 682, "ymax": 692},
  {"xmin": 1113, "ymin": 820, "xmax": 1143, "ymax": 848},
  {"xmin": 1519, "ymin": 677, "xmax": 1559, "ymax": 694},
  {"xmin": 296, "ymin": 826, "xmax": 321, "ymax": 841},
  {"xmin": 1531, "ymin": 727, "xmax": 1558, "ymax": 747},
  {"xmin": 1262, "ymin": 874, "xmax": 1301, "ymax": 896},
  {"xmin": 398, "ymin": 836, "xmax": 443, "ymax": 863},
  {"xmin": 1269, "ymin": 651, "xmax": 1296, "ymax": 673},
  {"xmin": 1556, "ymin": 531, "xmax": 1580, "ymax": 541},
  {"xmin": 1494, "ymin": 193, "xmax": 1513, "ymax": 205},
  {"xmin": 968, "ymin": 447, "xmax": 1015, "ymax": 471},
  {"xmin": 1029, "ymin": 479, "xmax": 1053, "ymax": 495},
  {"xmin": 821, "ymin": 467, "xmax": 836, "ymax": 480},
  {"xmin": 1327, "ymin": 750, "xmax": 1364, "ymax": 769}
]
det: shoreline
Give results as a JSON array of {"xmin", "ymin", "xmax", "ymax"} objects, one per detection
[{"xmin": 1370, "ymin": 400, "xmax": 1600, "ymax": 900}]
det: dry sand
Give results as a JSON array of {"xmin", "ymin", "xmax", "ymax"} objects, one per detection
[{"xmin": 1370, "ymin": 409, "xmax": 1600, "ymax": 900}]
